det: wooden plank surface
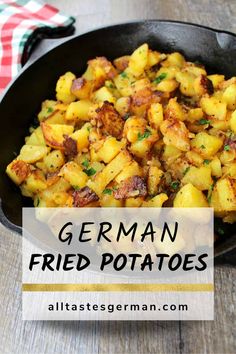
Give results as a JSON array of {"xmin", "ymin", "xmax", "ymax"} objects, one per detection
[{"xmin": 0, "ymin": 0, "xmax": 236, "ymax": 353}]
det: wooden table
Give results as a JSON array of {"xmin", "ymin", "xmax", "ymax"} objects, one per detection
[{"xmin": 1, "ymin": 0, "xmax": 236, "ymax": 353}]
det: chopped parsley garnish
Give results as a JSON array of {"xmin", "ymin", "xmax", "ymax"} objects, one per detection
[
  {"xmin": 183, "ymin": 166, "xmax": 190, "ymax": 176},
  {"xmin": 198, "ymin": 118, "xmax": 211, "ymax": 125},
  {"xmin": 153, "ymin": 73, "xmax": 167, "ymax": 84},
  {"xmin": 207, "ymin": 182, "xmax": 215, "ymax": 203},
  {"xmin": 137, "ymin": 129, "xmax": 151, "ymax": 141},
  {"xmin": 120, "ymin": 71, "xmax": 128, "ymax": 79},
  {"xmin": 82, "ymin": 159, "xmax": 90, "ymax": 168},
  {"xmin": 109, "ymin": 83, "xmax": 115, "ymax": 89},
  {"xmin": 35, "ymin": 197, "xmax": 40, "ymax": 207},
  {"xmin": 204, "ymin": 159, "xmax": 210, "ymax": 165},
  {"xmin": 47, "ymin": 107, "xmax": 53, "ymax": 114},
  {"xmin": 170, "ymin": 181, "xmax": 180, "ymax": 190},
  {"xmin": 224, "ymin": 144, "xmax": 230, "ymax": 151},
  {"xmin": 84, "ymin": 167, "xmax": 96, "ymax": 176},
  {"xmin": 103, "ymin": 188, "xmax": 113, "ymax": 195},
  {"xmin": 200, "ymin": 144, "xmax": 206, "ymax": 149},
  {"xmin": 123, "ymin": 113, "xmax": 130, "ymax": 120},
  {"xmin": 73, "ymin": 185, "xmax": 80, "ymax": 191}
]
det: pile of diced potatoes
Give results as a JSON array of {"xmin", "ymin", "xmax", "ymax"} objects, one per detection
[{"xmin": 6, "ymin": 43, "xmax": 236, "ymax": 224}]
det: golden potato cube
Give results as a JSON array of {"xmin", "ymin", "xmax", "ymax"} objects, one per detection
[
  {"xmin": 129, "ymin": 139, "xmax": 151, "ymax": 158},
  {"xmin": 37, "ymin": 100, "xmax": 57, "ymax": 122},
  {"xmin": 18, "ymin": 145, "xmax": 49, "ymax": 163},
  {"xmin": 165, "ymin": 97, "xmax": 186, "ymax": 121},
  {"xmin": 100, "ymin": 193, "xmax": 123, "ymax": 207},
  {"xmin": 60, "ymin": 161, "xmax": 88, "ymax": 189},
  {"xmin": 207, "ymin": 74, "xmax": 224, "ymax": 89},
  {"xmin": 216, "ymin": 178, "xmax": 236, "ymax": 211},
  {"xmin": 125, "ymin": 197, "xmax": 143, "ymax": 207},
  {"xmin": 176, "ymin": 71, "xmax": 195, "ymax": 96},
  {"xmin": 182, "ymin": 166, "xmax": 213, "ymax": 190},
  {"xmin": 71, "ymin": 77, "xmax": 92, "ymax": 99},
  {"xmin": 148, "ymin": 103, "xmax": 163, "ymax": 129},
  {"xmin": 186, "ymin": 108, "xmax": 204, "ymax": 123},
  {"xmin": 173, "ymin": 183, "xmax": 208, "ymax": 207},
  {"xmin": 6, "ymin": 160, "xmax": 30, "ymax": 185},
  {"xmin": 167, "ymin": 52, "xmax": 185, "ymax": 67},
  {"xmin": 41, "ymin": 123, "xmax": 74, "ymax": 149},
  {"xmin": 147, "ymin": 50, "xmax": 162, "ymax": 68},
  {"xmin": 222, "ymin": 163, "xmax": 236, "ymax": 179},
  {"xmin": 155, "ymin": 67, "xmax": 177, "ymax": 80},
  {"xmin": 115, "ymin": 161, "xmax": 142, "ymax": 183},
  {"xmin": 220, "ymin": 150, "xmax": 236, "ymax": 165},
  {"xmin": 124, "ymin": 116, "xmax": 147, "ymax": 143},
  {"xmin": 70, "ymin": 124, "xmax": 90, "ymax": 152},
  {"xmin": 142, "ymin": 193, "xmax": 168, "ymax": 207},
  {"xmin": 155, "ymin": 79, "xmax": 179, "ymax": 93},
  {"xmin": 44, "ymin": 150, "xmax": 65, "ymax": 173},
  {"xmin": 113, "ymin": 55, "xmax": 130, "ymax": 71},
  {"xmin": 87, "ymin": 150, "xmax": 131, "ymax": 196},
  {"xmin": 26, "ymin": 127, "xmax": 46, "ymax": 146},
  {"xmin": 56, "ymin": 72, "xmax": 76, "ymax": 103},
  {"xmin": 96, "ymin": 137, "xmax": 125, "ymax": 163},
  {"xmin": 186, "ymin": 151, "xmax": 204, "ymax": 166},
  {"xmin": 65, "ymin": 100, "xmax": 92, "ymax": 121},
  {"xmin": 222, "ymin": 83, "xmax": 236, "ymax": 110},
  {"xmin": 115, "ymin": 96, "xmax": 131, "ymax": 117},
  {"xmin": 230, "ymin": 109, "xmax": 236, "ymax": 133},
  {"xmin": 163, "ymin": 145, "xmax": 182, "ymax": 161},
  {"xmin": 92, "ymin": 86, "xmax": 116, "ymax": 104},
  {"xmin": 191, "ymin": 132, "xmax": 223, "ymax": 158},
  {"xmin": 113, "ymin": 70, "xmax": 136, "ymax": 96},
  {"xmin": 24, "ymin": 170, "xmax": 47, "ymax": 194},
  {"xmin": 200, "ymin": 96, "xmax": 227, "ymax": 120},
  {"xmin": 160, "ymin": 119, "xmax": 190, "ymax": 152},
  {"xmin": 45, "ymin": 110, "xmax": 66, "ymax": 125},
  {"xmin": 209, "ymin": 157, "xmax": 222, "ymax": 178},
  {"xmin": 128, "ymin": 43, "xmax": 148, "ymax": 77},
  {"xmin": 147, "ymin": 166, "xmax": 164, "ymax": 195}
]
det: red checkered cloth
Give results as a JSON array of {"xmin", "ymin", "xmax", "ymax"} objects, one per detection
[{"xmin": 0, "ymin": 0, "xmax": 75, "ymax": 93}]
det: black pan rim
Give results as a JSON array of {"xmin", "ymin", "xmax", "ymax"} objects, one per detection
[{"xmin": 0, "ymin": 19, "xmax": 235, "ymax": 259}]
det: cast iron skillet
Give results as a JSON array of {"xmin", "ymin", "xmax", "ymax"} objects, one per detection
[{"xmin": 0, "ymin": 20, "xmax": 236, "ymax": 258}]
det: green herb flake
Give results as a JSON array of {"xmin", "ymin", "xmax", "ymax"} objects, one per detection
[
  {"xmin": 207, "ymin": 182, "xmax": 215, "ymax": 204},
  {"xmin": 170, "ymin": 181, "xmax": 180, "ymax": 190},
  {"xmin": 198, "ymin": 118, "xmax": 211, "ymax": 125},
  {"xmin": 73, "ymin": 185, "xmax": 80, "ymax": 191},
  {"xmin": 200, "ymin": 144, "xmax": 206, "ymax": 149},
  {"xmin": 47, "ymin": 107, "xmax": 53, "ymax": 114},
  {"xmin": 137, "ymin": 129, "xmax": 151, "ymax": 141},
  {"xmin": 35, "ymin": 197, "xmax": 40, "ymax": 207},
  {"xmin": 82, "ymin": 159, "xmax": 90, "ymax": 168},
  {"xmin": 224, "ymin": 144, "xmax": 230, "ymax": 151},
  {"xmin": 183, "ymin": 166, "xmax": 190, "ymax": 176},
  {"xmin": 123, "ymin": 113, "xmax": 130, "ymax": 120},
  {"xmin": 120, "ymin": 71, "xmax": 128, "ymax": 79},
  {"xmin": 84, "ymin": 167, "xmax": 96, "ymax": 176},
  {"xmin": 103, "ymin": 188, "xmax": 113, "ymax": 195},
  {"xmin": 204, "ymin": 159, "xmax": 210, "ymax": 165},
  {"xmin": 153, "ymin": 73, "xmax": 167, "ymax": 84}
]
